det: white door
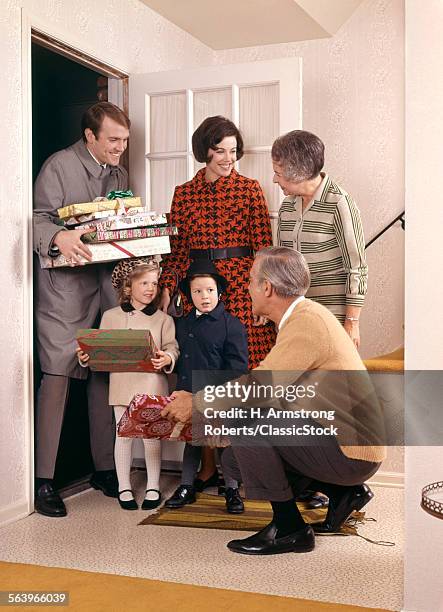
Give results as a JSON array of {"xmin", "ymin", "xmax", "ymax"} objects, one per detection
[
  {"xmin": 129, "ymin": 57, "xmax": 302, "ymax": 230},
  {"xmin": 128, "ymin": 58, "xmax": 302, "ymax": 466}
]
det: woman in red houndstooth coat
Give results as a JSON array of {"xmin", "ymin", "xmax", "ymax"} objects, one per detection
[{"xmin": 161, "ymin": 116, "xmax": 276, "ymax": 369}]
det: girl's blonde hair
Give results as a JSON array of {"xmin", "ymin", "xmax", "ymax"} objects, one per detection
[{"xmin": 117, "ymin": 261, "xmax": 161, "ymax": 307}]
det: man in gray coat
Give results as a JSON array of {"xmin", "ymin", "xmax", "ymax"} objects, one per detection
[{"xmin": 33, "ymin": 102, "xmax": 130, "ymax": 517}]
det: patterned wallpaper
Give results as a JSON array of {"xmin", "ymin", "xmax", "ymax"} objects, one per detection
[
  {"xmin": 214, "ymin": 0, "xmax": 405, "ymax": 361},
  {"xmin": 0, "ymin": 0, "xmax": 404, "ymax": 515}
]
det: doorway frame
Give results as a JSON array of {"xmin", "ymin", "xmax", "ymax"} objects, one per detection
[{"xmin": 21, "ymin": 8, "xmax": 129, "ymax": 519}]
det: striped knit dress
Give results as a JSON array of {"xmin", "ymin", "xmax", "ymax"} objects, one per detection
[{"xmin": 277, "ymin": 173, "xmax": 367, "ymax": 323}]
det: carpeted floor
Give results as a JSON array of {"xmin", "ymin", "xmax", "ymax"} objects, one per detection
[
  {"xmin": 0, "ymin": 561, "xmax": 392, "ymax": 612},
  {"xmin": 0, "ymin": 473, "xmax": 403, "ymax": 610}
]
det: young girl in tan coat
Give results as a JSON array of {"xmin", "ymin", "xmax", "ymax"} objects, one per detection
[{"xmin": 78, "ymin": 258, "xmax": 179, "ymax": 510}]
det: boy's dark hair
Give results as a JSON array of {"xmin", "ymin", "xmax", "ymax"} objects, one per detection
[{"xmin": 187, "ymin": 274, "xmax": 224, "ymax": 299}]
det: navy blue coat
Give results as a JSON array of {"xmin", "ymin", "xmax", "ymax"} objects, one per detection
[{"xmin": 175, "ymin": 301, "xmax": 248, "ymax": 392}]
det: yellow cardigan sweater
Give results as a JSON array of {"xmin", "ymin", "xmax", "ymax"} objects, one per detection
[{"xmin": 255, "ymin": 299, "xmax": 386, "ymax": 463}]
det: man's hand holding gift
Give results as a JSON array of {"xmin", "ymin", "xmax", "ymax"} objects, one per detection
[
  {"xmin": 53, "ymin": 228, "xmax": 93, "ymax": 266},
  {"xmin": 161, "ymin": 390, "xmax": 192, "ymax": 423}
]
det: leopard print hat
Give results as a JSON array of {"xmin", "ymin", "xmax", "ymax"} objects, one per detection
[{"xmin": 111, "ymin": 257, "xmax": 161, "ymax": 290}]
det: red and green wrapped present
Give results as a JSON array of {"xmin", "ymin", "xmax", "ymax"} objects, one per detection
[
  {"xmin": 76, "ymin": 329, "xmax": 158, "ymax": 372},
  {"xmin": 117, "ymin": 394, "xmax": 192, "ymax": 441}
]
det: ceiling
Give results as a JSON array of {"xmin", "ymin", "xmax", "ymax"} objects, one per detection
[{"xmin": 139, "ymin": 0, "xmax": 365, "ymax": 50}]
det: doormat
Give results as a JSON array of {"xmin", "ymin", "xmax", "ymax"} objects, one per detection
[{"xmin": 139, "ymin": 493, "xmax": 373, "ymax": 539}]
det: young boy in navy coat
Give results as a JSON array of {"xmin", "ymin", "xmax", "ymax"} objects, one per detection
[{"xmin": 165, "ymin": 259, "xmax": 248, "ymax": 513}]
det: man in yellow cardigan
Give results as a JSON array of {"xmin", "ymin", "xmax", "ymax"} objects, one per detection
[{"xmin": 163, "ymin": 247, "xmax": 386, "ymax": 555}]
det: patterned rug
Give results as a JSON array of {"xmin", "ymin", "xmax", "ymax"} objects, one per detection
[{"xmin": 139, "ymin": 493, "xmax": 367, "ymax": 538}]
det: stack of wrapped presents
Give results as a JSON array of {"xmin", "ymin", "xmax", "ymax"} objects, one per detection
[{"xmin": 39, "ymin": 191, "xmax": 177, "ymax": 268}]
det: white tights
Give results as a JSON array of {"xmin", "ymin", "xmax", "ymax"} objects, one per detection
[{"xmin": 113, "ymin": 405, "xmax": 162, "ymax": 502}]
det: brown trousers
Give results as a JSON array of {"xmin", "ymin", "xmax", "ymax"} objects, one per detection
[{"xmin": 221, "ymin": 436, "xmax": 380, "ymax": 502}]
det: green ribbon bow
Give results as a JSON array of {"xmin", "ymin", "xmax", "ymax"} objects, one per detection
[{"xmin": 106, "ymin": 190, "xmax": 134, "ymax": 200}]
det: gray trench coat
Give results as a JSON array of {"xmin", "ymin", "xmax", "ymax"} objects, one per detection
[{"xmin": 33, "ymin": 139, "xmax": 128, "ymax": 378}]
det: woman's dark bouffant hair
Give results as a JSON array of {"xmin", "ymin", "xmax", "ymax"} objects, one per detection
[{"xmin": 192, "ymin": 116, "xmax": 244, "ymax": 163}]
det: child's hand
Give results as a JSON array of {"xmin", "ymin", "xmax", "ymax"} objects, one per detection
[
  {"xmin": 151, "ymin": 350, "xmax": 172, "ymax": 370},
  {"xmin": 76, "ymin": 347, "xmax": 90, "ymax": 364}
]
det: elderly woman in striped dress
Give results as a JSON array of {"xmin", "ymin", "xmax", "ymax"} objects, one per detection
[
  {"xmin": 273, "ymin": 130, "xmax": 368, "ymax": 510},
  {"xmin": 273, "ymin": 130, "xmax": 367, "ymax": 349}
]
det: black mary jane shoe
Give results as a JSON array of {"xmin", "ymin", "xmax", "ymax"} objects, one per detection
[
  {"xmin": 118, "ymin": 489, "xmax": 138, "ymax": 511},
  {"xmin": 35, "ymin": 483, "xmax": 67, "ymax": 518},
  {"xmin": 165, "ymin": 485, "xmax": 196, "ymax": 508},
  {"xmin": 141, "ymin": 489, "xmax": 162, "ymax": 510},
  {"xmin": 227, "ymin": 522, "xmax": 315, "ymax": 555},
  {"xmin": 313, "ymin": 484, "xmax": 374, "ymax": 533},
  {"xmin": 194, "ymin": 471, "xmax": 219, "ymax": 492},
  {"xmin": 225, "ymin": 487, "xmax": 244, "ymax": 514}
]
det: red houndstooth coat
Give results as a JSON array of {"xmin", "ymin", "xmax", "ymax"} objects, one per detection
[{"xmin": 161, "ymin": 168, "xmax": 276, "ymax": 368}]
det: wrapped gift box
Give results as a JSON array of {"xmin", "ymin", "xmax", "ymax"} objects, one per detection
[
  {"xmin": 62, "ymin": 207, "xmax": 146, "ymax": 227},
  {"xmin": 117, "ymin": 394, "xmax": 192, "ymax": 441},
  {"xmin": 39, "ymin": 235, "xmax": 171, "ymax": 268},
  {"xmin": 57, "ymin": 197, "xmax": 142, "ymax": 219},
  {"xmin": 78, "ymin": 210, "xmax": 168, "ymax": 231},
  {"xmin": 82, "ymin": 225, "xmax": 178, "ymax": 243},
  {"xmin": 76, "ymin": 329, "xmax": 158, "ymax": 373}
]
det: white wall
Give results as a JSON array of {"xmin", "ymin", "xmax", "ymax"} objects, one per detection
[
  {"xmin": 404, "ymin": 0, "xmax": 443, "ymax": 610},
  {"xmin": 213, "ymin": 0, "xmax": 405, "ymax": 361},
  {"xmin": 0, "ymin": 0, "xmax": 212, "ymax": 523}
]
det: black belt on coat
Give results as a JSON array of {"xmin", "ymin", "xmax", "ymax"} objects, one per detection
[{"xmin": 189, "ymin": 246, "xmax": 252, "ymax": 260}]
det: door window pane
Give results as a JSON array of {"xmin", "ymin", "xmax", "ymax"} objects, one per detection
[
  {"xmin": 239, "ymin": 84, "xmax": 279, "ymax": 147},
  {"xmin": 150, "ymin": 93, "xmax": 187, "ymax": 153},
  {"xmin": 150, "ymin": 158, "xmax": 187, "ymax": 212},
  {"xmin": 193, "ymin": 88, "xmax": 231, "ymax": 131}
]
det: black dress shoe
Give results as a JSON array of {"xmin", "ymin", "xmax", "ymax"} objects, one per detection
[
  {"xmin": 225, "ymin": 488, "xmax": 244, "ymax": 514},
  {"xmin": 194, "ymin": 471, "xmax": 219, "ymax": 492},
  {"xmin": 298, "ymin": 492, "xmax": 329, "ymax": 509},
  {"xmin": 35, "ymin": 483, "xmax": 67, "ymax": 518},
  {"xmin": 165, "ymin": 485, "xmax": 196, "ymax": 508},
  {"xmin": 227, "ymin": 522, "xmax": 315, "ymax": 555},
  {"xmin": 313, "ymin": 484, "xmax": 374, "ymax": 533},
  {"xmin": 118, "ymin": 490, "xmax": 138, "ymax": 511},
  {"xmin": 141, "ymin": 489, "xmax": 162, "ymax": 510},
  {"xmin": 90, "ymin": 470, "xmax": 119, "ymax": 498}
]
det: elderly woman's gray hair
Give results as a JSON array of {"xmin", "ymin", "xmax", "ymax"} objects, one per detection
[
  {"xmin": 271, "ymin": 130, "xmax": 324, "ymax": 183},
  {"xmin": 254, "ymin": 247, "xmax": 311, "ymax": 298}
]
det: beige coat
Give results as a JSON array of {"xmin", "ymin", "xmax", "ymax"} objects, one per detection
[{"xmin": 100, "ymin": 306, "xmax": 179, "ymax": 406}]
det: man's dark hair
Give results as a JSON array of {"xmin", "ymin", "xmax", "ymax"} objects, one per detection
[
  {"xmin": 192, "ymin": 116, "xmax": 244, "ymax": 163},
  {"xmin": 81, "ymin": 102, "xmax": 131, "ymax": 142}
]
